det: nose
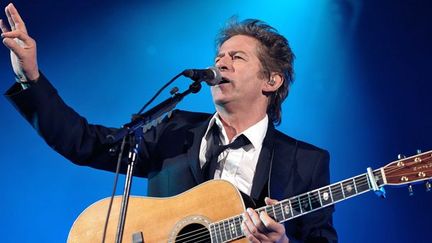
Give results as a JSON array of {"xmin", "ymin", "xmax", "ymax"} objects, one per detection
[{"xmin": 215, "ymin": 56, "xmax": 232, "ymax": 72}]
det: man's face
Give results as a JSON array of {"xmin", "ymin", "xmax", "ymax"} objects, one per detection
[{"xmin": 211, "ymin": 35, "xmax": 268, "ymax": 109}]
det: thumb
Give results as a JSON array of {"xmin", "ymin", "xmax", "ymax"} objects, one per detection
[{"xmin": 265, "ymin": 197, "xmax": 279, "ymax": 205}]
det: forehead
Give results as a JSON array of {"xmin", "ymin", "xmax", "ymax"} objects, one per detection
[{"xmin": 218, "ymin": 35, "xmax": 261, "ymax": 54}]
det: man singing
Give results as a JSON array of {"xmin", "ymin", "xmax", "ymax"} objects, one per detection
[{"xmin": 2, "ymin": 3, "xmax": 337, "ymax": 242}]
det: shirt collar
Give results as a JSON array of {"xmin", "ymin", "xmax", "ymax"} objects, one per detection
[{"xmin": 203, "ymin": 113, "xmax": 268, "ymax": 149}]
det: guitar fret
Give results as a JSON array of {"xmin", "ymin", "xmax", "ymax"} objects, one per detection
[
  {"xmin": 331, "ymin": 183, "xmax": 343, "ymax": 202},
  {"xmin": 216, "ymin": 222, "xmax": 223, "ymax": 243},
  {"xmin": 297, "ymin": 197, "xmax": 303, "ymax": 214},
  {"xmin": 224, "ymin": 219, "xmax": 231, "ymax": 241},
  {"xmin": 289, "ymin": 198, "xmax": 300, "ymax": 216},
  {"xmin": 280, "ymin": 200, "xmax": 291, "ymax": 219},
  {"xmin": 210, "ymin": 224, "xmax": 216, "ymax": 242},
  {"xmin": 366, "ymin": 173, "xmax": 372, "ymax": 189},
  {"xmin": 317, "ymin": 188, "xmax": 323, "ymax": 206},
  {"xmin": 330, "ymin": 186, "xmax": 334, "ymax": 202},
  {"xmin": 342, "ymin": 179, "xmax": 356, "ymax": 197},
  {"xmin": 353, "ymin": 177, "xmax": 358, "ymax": 193},
  {"xmin": 288, "ymin": 200, "xmax": 293, "ymax": 217},
  {"xmin": 276, "ymin": 203, "xmax": 284, "ymax": 222},
  {"xmin": 340, "ymin": 182, "xmax": 346, "ymax": 198},
  {"xmin": 319, "ymin": 186, "xmax": 332, "ymax": 206},
  {"xmin": 309, "ymin": 190, "xmax": 321, "ymax": 209},
  {"xmin": 299, "ymin": 194, "xmax": 311, "ymax": 212},
  {"xmin": 355, "ymin": 175, "xmax": 370, "ymax": 193},
  {"xmin": 235, "ymin": 216, "xmax": 242, "ymax": 238},
  {"xmin": 307, "ymin": 192, "xmax": 312, "ymax": 210},
  {"xmin": 220, "ymin": 221, "xmax": 226, "ymax": 242},
  {"xmin": 271, "ymin": 205, "xmax": 276, "ymax": 220},
  {"xmin": 228, "ymin": 217, "xmax": 235, "ymax": 239}
]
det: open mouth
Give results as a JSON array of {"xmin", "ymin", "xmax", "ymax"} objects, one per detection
[{"xmin": 220, "ymin": 77, "xmax": 231, "ymax": 84}]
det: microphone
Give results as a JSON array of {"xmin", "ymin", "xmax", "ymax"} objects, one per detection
[{"xmin": 182, "ymin": 67, "xmax": 222, "ymax": 86}]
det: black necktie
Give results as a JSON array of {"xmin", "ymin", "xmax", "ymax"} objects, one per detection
[{"xmin": 203, "ymin": 127, "xmax": 251, "ymax": 180}]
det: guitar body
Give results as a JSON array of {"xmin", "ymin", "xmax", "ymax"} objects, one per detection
[{"xmin": 68, "ymin": 180, "xmax": 247, "ymax": 243}]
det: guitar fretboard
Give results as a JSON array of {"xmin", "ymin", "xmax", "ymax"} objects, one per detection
[{"xmin": 209, "ymin": 169, "xmax": 384, "ymax": 242}]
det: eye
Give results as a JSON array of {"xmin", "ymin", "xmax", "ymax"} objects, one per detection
[{"xmin": 232, "ymin": 55, "xmax": 244, "ymax": 60}]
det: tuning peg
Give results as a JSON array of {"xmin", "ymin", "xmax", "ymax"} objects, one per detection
[
  {"xmin": 426, "ymin": 181, "xmax": 431, "ymax": 192},
  {"xmin": 397, "ymin": 154, "xmax": 406, "ymax": 159},
  {"xmin": 416, "ymin": 149, "xmax": 422, "ymax": 154},
  {"xmin": 408, "ymin": 184, "xmax": 414, "ymax": 196}
]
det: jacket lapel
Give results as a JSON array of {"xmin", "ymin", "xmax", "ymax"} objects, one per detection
[
  {"xmin": 186, "ymin": 119, "xmax": 210, "ymax": 184},
  {"xmin": 250, "ymin": 122, "xmax": 276, "ymax": 200},
  {"xmin": 250, "ymin": 123, "xmax": 298, "ymax": 201}
]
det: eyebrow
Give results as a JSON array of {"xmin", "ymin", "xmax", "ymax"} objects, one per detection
[{"xmin": 215, "ymin": 50, "xmax": 248, "ymax": 60}]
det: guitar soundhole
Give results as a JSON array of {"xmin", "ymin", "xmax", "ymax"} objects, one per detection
[{"xmin": 175, "ymin": 223, "xmax": 210, "ymax": 243}]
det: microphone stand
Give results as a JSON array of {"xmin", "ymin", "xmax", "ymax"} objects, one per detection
[{"xmin": 109, "ymin": 81, "xmax": 202, "ymax": 243}]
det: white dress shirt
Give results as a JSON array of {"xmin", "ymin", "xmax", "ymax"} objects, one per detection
[{"xmin": 199, "ymin": 113, "xmax": 268, "ymax": 195}]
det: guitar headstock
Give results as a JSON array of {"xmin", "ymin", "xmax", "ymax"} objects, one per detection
[{"xmin": 382, "ymin": 150, "xmax": 432, "ymax": 186}]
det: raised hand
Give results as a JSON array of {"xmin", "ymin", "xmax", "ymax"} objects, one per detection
[{"xmin": 1, "ymin": 3, "xmax": 39, "ymax": 82}]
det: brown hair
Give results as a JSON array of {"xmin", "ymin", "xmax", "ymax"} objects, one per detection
[{"xmin": 216, "ymin": 18, "xmax": 295, "ymax": 125}]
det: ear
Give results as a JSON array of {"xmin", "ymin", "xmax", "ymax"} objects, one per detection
[{"xmin": 262, "ymin": 73, "xmax": 283, "ymax": 92}]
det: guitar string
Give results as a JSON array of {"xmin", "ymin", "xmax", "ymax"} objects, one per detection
[
  {"xmin": 174, "ymin": 176, "xmax": 375, "ymax": 243},
  {"xmin": 176, "ymin": 230, "xmax": 211, "ymax": 243},
  {"xmin": 174, "ymin": 227, "xmax": 210, "ymax": 242}
]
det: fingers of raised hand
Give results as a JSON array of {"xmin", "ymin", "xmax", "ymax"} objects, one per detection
[
  {"xmin": 1, "ymin": 29, "xmax": 34, "ymax": 55},
  {"xmin": 5, "ymin": 3, "xmax": 27, "ymax": 33},
  {"xmin": 2, "ymin": 29, "xmax": 32, "ymax": 44}
]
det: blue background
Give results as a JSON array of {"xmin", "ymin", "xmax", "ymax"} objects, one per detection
[{"xmin": 1, "ymin": 0, "xmax": 431, "ymax": 242}]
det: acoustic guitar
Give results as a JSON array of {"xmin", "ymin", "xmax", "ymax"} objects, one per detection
[{"xmin": 68, "ymin": 150, "xmax": 432, "ymax": 242}]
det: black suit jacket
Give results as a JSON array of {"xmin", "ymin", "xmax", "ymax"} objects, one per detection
[{"xmin": 5, "ymin": 73, "xmax": 337, "ymax": 243}]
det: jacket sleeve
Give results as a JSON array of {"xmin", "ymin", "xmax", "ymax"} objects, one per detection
[{"xmin": 4, "ymin": 72, "xmax": 158, "ymax": 177}]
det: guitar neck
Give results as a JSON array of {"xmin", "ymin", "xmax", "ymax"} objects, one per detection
[{"xmin": 209, "ymin": 169, "xmax": 385, "ymax": 242}]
